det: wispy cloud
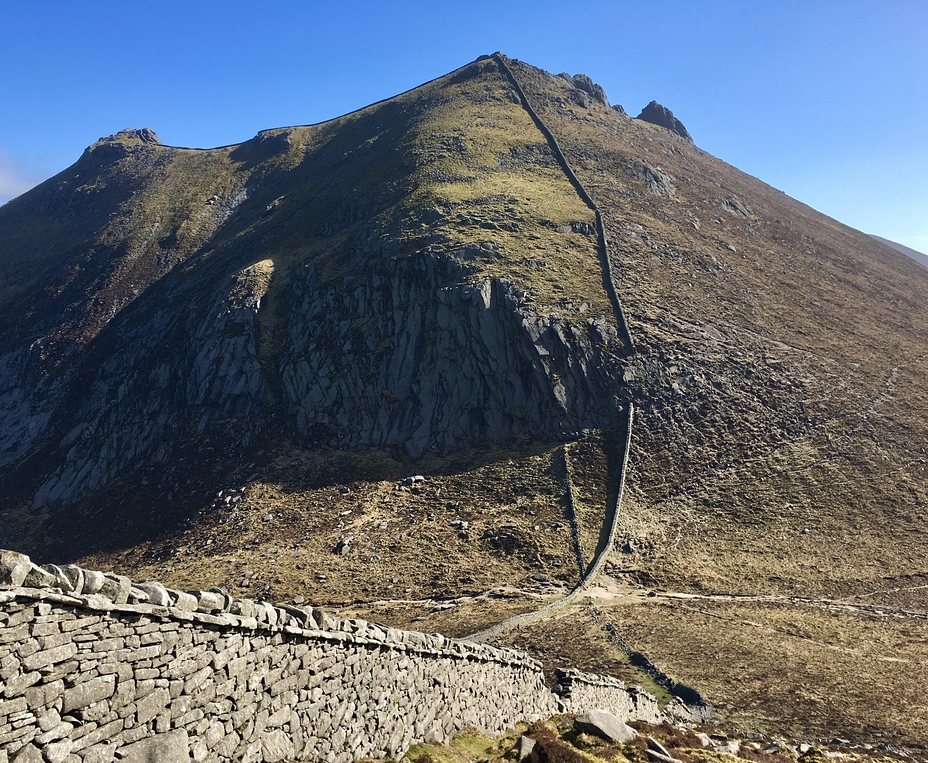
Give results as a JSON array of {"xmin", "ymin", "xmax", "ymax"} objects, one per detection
[{"xmin": 0, "ymin": 150, "xmax": 47, "ymax": 205}]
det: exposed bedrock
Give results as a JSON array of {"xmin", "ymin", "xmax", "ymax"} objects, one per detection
[
  {"xmin": 20, "ymin": 248, "xmax": 626, "ymax": 510},
  {"xmin": 0, "ymin": 350, "xmax": 55, "ymax": 469},
  {"xmin": 281, "ymin": 250, "xmax": 626, "ymax": 457},
  {"xmin": 27, "ymin": 262, "xmax": 269, "ymax": 511}
]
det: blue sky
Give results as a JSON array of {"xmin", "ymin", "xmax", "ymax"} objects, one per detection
[{"xmin": 2, "ymin": 0, "xmax": 926, "ymax": 252}]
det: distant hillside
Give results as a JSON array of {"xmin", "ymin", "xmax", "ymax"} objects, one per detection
[{"xmin": 870, "ymin": 233, "xmax": 928, "ymax": 268}]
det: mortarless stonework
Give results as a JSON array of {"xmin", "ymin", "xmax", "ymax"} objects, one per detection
[{"xmin": 0, "ymin": 550, "xmax": 661, "ymax": 763}]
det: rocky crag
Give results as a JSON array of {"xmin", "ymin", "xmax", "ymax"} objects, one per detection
[{"xmin": 0, "ymin": 56, "xmax": 632, "ymax": 553}]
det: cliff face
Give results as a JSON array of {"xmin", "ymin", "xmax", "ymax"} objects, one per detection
[
  {"xmin": 278, "ymin": 253, "xmax": 622, "ymax": 456},
  {"xmin": 0, "ymin": 56, "xmax": 628, "ymax": 528}
]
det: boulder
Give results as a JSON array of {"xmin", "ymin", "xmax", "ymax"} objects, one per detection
[
  {"xmin": 23, "ymin": 564, "xmax": 58, "ymax": 589},
  {"xmin": 99, "ymin": 573, "xmax": 131, "ymax": 604},
  {"xmin": 60, "ymin": 564, "xmax": 85, "ymax": 594},
  {"xmin": 82, "ymin": 569, "xmax": 106, "ymax": 594},
  {"xmin": 574, "ymin": 709, "xmax": 637, "ymax": 743},
  {"xmin": 136, "ymin": 581, "xmax": 172, "ymax": 606},
  {"xmin": 0, "ymin": 549, "xmax": 32, "ymax": 586},
  {"xmin": 40, "ymin": 564, "xmax": 75, "ymax": 592}
]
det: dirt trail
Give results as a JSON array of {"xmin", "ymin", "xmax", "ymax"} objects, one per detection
[{"xmin": 585, "ymin": 575, "xmax": 928, "ymax": 621}]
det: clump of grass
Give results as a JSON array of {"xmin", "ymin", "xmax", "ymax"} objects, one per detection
[{"xmin": 527, "ymin": 724, "xmax": 597, "ymax": 763}]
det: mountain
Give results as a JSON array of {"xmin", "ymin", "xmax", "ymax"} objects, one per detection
[
  {"xmin": 2, "ymin": 54, "xmax": 928, "ymax": 745},
  {"xmin": 870, "ymin": 234, "xmax": 928, "ymax": 269}
]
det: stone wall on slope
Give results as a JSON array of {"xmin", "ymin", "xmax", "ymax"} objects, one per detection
[{"xmin": 0, "ymin": 550, "xmax": 660, "ymax": 763}]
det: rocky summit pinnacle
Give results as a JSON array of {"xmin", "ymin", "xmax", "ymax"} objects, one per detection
[{"xmin": 635, "ymin": 100, "xmax": 693, "ymax": 142}]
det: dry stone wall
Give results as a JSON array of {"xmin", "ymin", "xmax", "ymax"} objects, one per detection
[
  {"xmin": 554, "ymin": 669, "xmax": 660, "ymax": 724},
  {"xmin": 0, "ymin": 551, "xmax": 661, "ymax": 763}
]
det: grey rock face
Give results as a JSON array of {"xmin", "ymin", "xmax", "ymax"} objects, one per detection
[
  {"xmin": 12, "ymin": 244, "xmax": 625, "ymax": 515},
  {"xmin": 626, "ymin": 159, "xmax": 676, "ymax": 198},
  {"xmin": 27, "ymin": 259, "xmax": 268, "ymax": 511},
  {"xmin": 722, "ymin": 195, "xmax": 753, "ymax": 218},
  {"xmin": 635, "ymin": 101, "xmax": 693, "ymax": 143},
  {"xmin": 280, "ymin": 252, "xmax": 625, "ymax": 457},
  {"xmin": 0, "ymin": 350, "xmax": 54, "ymax": 469}
]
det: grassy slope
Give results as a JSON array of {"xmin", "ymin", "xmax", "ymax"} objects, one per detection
[
  {"xmin": 496, "ymin": 58, "xmax": 928, "ymax": 745},
  {"xmin": 0, "ymin": 137, "xmax": 244, "ymax": 363},
  {"xmin": 68, "ymin": 58, "xmax": 620, "ymax": 610}
]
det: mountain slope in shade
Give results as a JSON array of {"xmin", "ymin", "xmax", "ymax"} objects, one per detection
[
  {"xmin": 870, "ymin": 233, "xmax": 928, "ymax": 268},
  {"xmin": 0, "ymin": 57, "xmax": 628, "ymax": 520},
  {"xmin": 2, "ymin": 54, "xmax": 928, "ymax": 745}
]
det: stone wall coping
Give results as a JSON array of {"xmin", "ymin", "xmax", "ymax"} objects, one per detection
[
  {"xmin": 0, "ymin": 549, "xmax": 537, "ymax": 669},
  {"xmin": 557, "ymin": 666, "xmax": 629, "ymax": 689}
]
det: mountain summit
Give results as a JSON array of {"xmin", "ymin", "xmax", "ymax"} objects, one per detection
[{"xmin": 2, "ymin": 54, "xmax": 927, "ymax": 744}]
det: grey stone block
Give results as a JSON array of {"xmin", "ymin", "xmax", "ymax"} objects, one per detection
[
  {"xmin": 42, "ymin": 737, "xmax": 73, "ymax": 763},
  {"xmin": 574, "ymin": 709, "xmax": 636, "ymax": 743},
  {"xmin": 119, "ymin": 729, "xmax": 190, "ymax": 762},
  {"xmin": 9, "ymin": 743, "xmax": 42, "ymax": 763},
  {"xmin": 80, "ymin": 744, "xmax": 116, "ymax": 763},
  {"xmin": 135, "ymin": 583, "xmax": 171, "ymax": 608},
  {"xmin": 0, "ymin": 551, "xmax": 32, "ymax": 588},
  {"xmin": 61, "ymin": 675, "xmax": 116, "ymax": 714}
]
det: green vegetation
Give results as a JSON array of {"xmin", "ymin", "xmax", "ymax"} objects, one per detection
[{"xmin": 398, "ymin": 61, "xmax": 610, "ymax": 318}]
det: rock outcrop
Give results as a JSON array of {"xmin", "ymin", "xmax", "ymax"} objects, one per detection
[
  {"xmin": 635, "ymin": 100, "xmax": 693, "ymax": 142},
  {"xmin": 559, "ymin": 73, "xmax": 610, "ymax": 108},
  {"xmin": 280, "ymin": 251, "xmax": 623, "ymax": 457},
  {"xmin": 0, "ymin": 54, "xmax": 630, "ymax": 531}
]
